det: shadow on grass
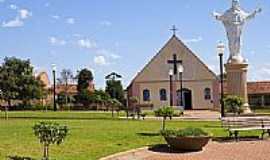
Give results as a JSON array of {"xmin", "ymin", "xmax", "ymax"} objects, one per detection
[
  {"xmin": 137, "ymin": 132, "xmax": 160, "ymax": 137},
  {"xmin": 7, "ymin": 156, "xmax": 35, "ymax": 160},
  {"xmin": 148, "ymin": 144, "xmax": 202, "ymax": 154},
  {"xmin": 0, "ymin": 116, "xmax": 120, "ymax": 121}
]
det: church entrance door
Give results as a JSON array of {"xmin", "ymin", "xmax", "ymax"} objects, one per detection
[{"xmin": 177, "ymin": 89, "xmax": 192, "ymax": 110}]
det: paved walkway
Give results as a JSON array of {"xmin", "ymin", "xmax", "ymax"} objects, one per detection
[
  {"xmin": 100, "ymin": 140, "xmax": 270, "ymax": 160},
  {"xmin": 121, "ymin": 110, "xmax": 221, "ymax": 121}
]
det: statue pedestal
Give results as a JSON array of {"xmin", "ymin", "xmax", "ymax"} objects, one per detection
[{"xmin": 225, "ymin": 62, "xmax": 252, "ymax": 113}]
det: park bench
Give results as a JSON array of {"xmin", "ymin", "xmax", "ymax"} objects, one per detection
[{"xmin": 222, "ymin": 117, "xmax": 270, "ymax": 140}]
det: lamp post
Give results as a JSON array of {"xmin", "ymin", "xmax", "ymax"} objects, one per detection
[
  {"xmin": 52, "ymin": 64, "xmax": 57, "ymax": 112},
  {"xmin": 217, "ymin": 42, "xmax": 225, "ymax": 117},
  {"xmin": 105, "ymin": 72, "xmax": 122, "ymax": 117},
  {"xmin": 178, "ymin": 64, "xmax": 184, "ymax": 107},
  {"xmin": 169, "ymin": 69, "xmax": 174, "ymax": 106}
]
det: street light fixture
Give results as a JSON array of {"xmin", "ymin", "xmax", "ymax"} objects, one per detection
[
  {"xmin": 217, "ymin": 41, "xmax": 225, "ymax": 117},
  {"xmin": 178, "ymin": 64, "xmax": 184, "ymax": 107},
  {"xmin": 52, "ymin": 64, "xmax": 57, "ymax": 112},
  {"xmin": 169, "ymin": 68, "xmax": 174, "ymax": 106}
]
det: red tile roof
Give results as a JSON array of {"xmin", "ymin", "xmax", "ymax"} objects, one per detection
[
  {"xmin": 247, "ymin": 81, "xmax": 270, "ymax": 94},
  {"xmin": 223, "ymin": 81, "xmax": 270, "ymax": 95},
  {"xmin": 51, "ymin": 82, "xmax": 95, "ymax": 95}
]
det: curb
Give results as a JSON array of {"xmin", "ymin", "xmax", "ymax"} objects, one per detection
[{"xmin": 99, "ymin": 147, "xmax": 148, "ymax": 160}]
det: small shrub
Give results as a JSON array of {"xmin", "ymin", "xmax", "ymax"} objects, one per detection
[
  {"xmin": 140, "ymin": 112, "xmax": 147, "ymax": 120},
  {"xmin": 224, "ymin": 95, "xmax": 244, "ymax": 115},
  {"xmin": 161, "ymin": 127, "xmax": 209, "ymax": 137},
  {"xmin": 154, "ymin": 107, "xmax": 174, "ymax": 118},
  {"xmin": 33, "ymin": 122, "xmax": 69, "ymax": 160},
  {"xmin": 154, "ymin": 106, "xmax": 174, "ymax": 130},
  {"xmin": 173, "ymin": 110, "xmax": 184, "ymax": 117}
]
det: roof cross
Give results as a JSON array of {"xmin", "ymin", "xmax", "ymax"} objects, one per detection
[{"xmin": 170, "ymin": 25, "xmax": 178, "ymax": 36}]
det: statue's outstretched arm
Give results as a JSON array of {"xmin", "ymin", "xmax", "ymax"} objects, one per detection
[
  {"xmin": 212, "ymin": 11, "xmax": 223, "ymax": 21},
  {"xmin": 246, "ymin": 8, "xmax": 262, "ymax": 21}
]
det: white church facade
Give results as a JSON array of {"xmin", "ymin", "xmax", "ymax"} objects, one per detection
[{"xmin": 127, "ymin": 35, "xmax": 220, "ymax": 110}]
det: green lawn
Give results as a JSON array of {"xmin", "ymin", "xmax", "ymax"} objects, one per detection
[
  {"xmin": 253, "ymin": 108, "xmax": 270, "ymax": 114},
  {"xmin": 0, "ymin": 111, "xmax": 261, "ymax": 160}
]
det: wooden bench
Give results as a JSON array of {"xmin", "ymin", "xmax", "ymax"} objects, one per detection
[{"xmin": 222, "ymin": 117, "xmax": 270, "ymax": 140}]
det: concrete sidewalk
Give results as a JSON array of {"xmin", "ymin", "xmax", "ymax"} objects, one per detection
[{"xmin": 120, "ymin": 110, "xmax": 221, "ymax": 121}]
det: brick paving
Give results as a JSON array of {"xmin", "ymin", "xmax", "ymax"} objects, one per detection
[{"xmin": 102, "ymin": 140, "xmax": 270, "ymax": 160}]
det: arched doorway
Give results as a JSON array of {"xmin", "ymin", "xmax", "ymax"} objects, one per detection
[{"xmin": 177, "ymin": 88, "xmax": 192, "ymax": 110}]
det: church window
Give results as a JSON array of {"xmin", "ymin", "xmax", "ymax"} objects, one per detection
[
  {"xmin": 143, "ymin": 89, "xmax": 150, "ymax": 101},
  {"xmin": 160, "ymin": 89, "xmax": 167, "ymax": 101},
  {"xmin": 204, "ymin": 88, "xmax": 211, "ymax": 100}
]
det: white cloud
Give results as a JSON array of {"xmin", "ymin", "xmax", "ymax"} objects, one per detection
[
  {"xmin": 9, "ymin": 4, "xmax": 18, "ymax": 10},
  {"xmin": 110, "ymin": 54, "xmax": 121, "ymax": 59},
  {"xmin": 51, "ymin": 15, "xmax": 60, "ymax": 19},
  {"xmin": 184, "ymin": 36, "xmax": 203, "ymax": 43},
  {"xmin": 100, "ymin": 20, "xmax": 112, "ymax": 27},
  {"xmin": 78, "ymin": 39, "xmax": 97, "ymax": 49},
  {"xmin": 66, "ymin": 18, "xmax": 75, "ymax": 24},
  {"xmin": 49, "ymin": 37, "xmax": 67, "ymax": 46},
  {"xmin": 19, "ymin": 9, "xmax": 32, "ymax": 19},
  {"xmin": 94, "ymin": 56, "xmax": 108, "ymax": 66},
  {"xmin": 2, "ymin": 7, "xmax": 32, "ymax": 28},
  {"xmin": 249, "ymin": 64, "xmax": 270, "ymax": 81},
  {"xmin": 2, "ymin": 17, "xmax": 24, "ymax": 28},
  {"xmin": 96, "ymin": 49, "xmax": 121, "ymax": 60}
]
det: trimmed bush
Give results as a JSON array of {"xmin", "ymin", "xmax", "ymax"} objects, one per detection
[
  {"xmin": 224, "ymin": 95, "xmax": 244, "ymax": 115},
  {"xmin": 154, "ymin": 106, "xmax": 174, "ymax": 130},
  {"xmin": 33, "ymin": 122, "xmax": 69, "ymax": 160},
  {"xmin": 161, "ymin": 127, "xmax": 209, "ymax": 137}
]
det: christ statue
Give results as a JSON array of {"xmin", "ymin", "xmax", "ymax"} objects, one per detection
[{"xmin": 213, "ymin": 0, "xmax": 261, "ymax": 63}]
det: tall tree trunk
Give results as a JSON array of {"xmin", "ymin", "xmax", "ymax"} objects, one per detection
[
  {"xmin": 43, "ymin": 144, "xmax": 49, "ymax": 160},
  {"xmin": 162, "ymin": 117, "xmax": 166, "ymax": 131}
]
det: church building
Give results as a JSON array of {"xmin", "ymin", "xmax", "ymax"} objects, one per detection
[{"xmin": 127, "ymin": 35, "xmax": 220, "ymax": 110}]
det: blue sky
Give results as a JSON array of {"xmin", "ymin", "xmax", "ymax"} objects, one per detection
[{"xmin": 0, "ymin": 0, "xmax": 270, "ymax": 89}]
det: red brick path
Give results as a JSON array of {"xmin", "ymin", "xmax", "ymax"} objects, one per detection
[{"xmin": 103, "ymin": 140, "xmax": 270, "ymax": 160}]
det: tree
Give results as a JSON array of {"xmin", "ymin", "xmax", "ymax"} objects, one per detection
[
  {"xmin": 107, "ymin": 98, "xmax": 123, "ymax": 117},
  {"xmin": 94, "ymin": 90, "xmax": 111, "ymax": 110},
  {"xmin": 0, "ymin": 57, "xmax": 45, "ymax": 116},
  {"xmin": 57, "ymin": 92, "xmax": 67, "ymax": 109},
  {"xmin": 105, "ymin": 80, "xmax": 124, "ymax": 103},
  {"xmin": 57, "ymin": 69, "xmax": 74, "ymax": 106},
  {"xmin": 154, "ymin": 106, "xmax": 174, "ymax": 131},
  {"xmin": 76, "ymin": 69, "xmax": 93, "ymax": 107},
  {"xmin": 224, "ymin": 95, "xmax": 244, "ymax": 115},
  {"xmin": 77, "ymin": 69, "xmax": 93, "ymax": 92},
  {"xmin": 33, "ymin": 122, "xmax": 69, "ymax": 160},
  {"xmin": 74, "ymin": 89, "xmax": 91, "ymax": 107}
]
